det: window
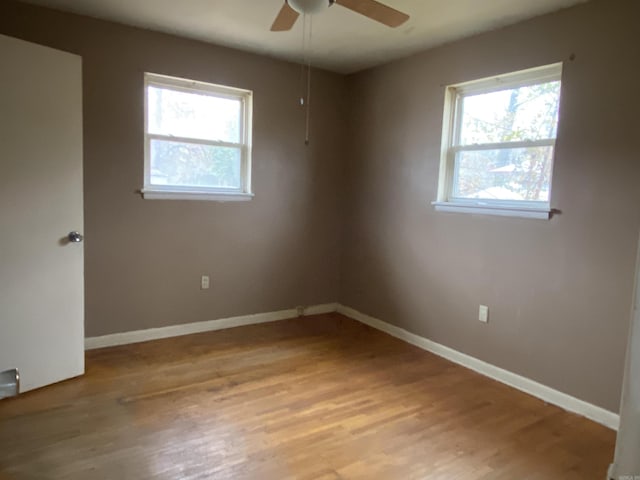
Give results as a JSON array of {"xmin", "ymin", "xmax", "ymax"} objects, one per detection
[
  {"xmin": 433, "ymin": 63, "xmax": 562, "ymax": 219},
  {"xmin": 142, "ymin": 73, "xmax": 253, "ymax": 201}
]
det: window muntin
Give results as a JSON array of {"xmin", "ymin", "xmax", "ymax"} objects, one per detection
[
  {"xmin": 437, "ymin": 64, "xmax": 562, "ymax": 214},
  {"xmin": 143, "ymin": 73, "xmax": 252, "ymax": 199}
]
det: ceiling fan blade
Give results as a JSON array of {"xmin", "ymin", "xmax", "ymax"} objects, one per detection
[
  {"xmin": 335, "ymin": 0, "xmax": 409, "ymax": 27},
  {"xmin": 271, "ymin": 3, "xmax": 300, "ymax": 31}
]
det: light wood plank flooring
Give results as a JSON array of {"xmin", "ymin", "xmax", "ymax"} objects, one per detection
[{"xmin": 0, "ymin": 313, "xmax": 615, "ymax": 479}]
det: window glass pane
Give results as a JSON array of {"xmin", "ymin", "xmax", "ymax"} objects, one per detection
[
  {"xmin": 452, "ymin": 146, "xmax": 553, "ymax": 202},
  {"xmin": 150, "ymin": 139, "xmax": 241, "ymax": 189},
  {"xmin": 147, "ymin": 86, "xmax": 241, "ymax": 143},
  {"xmin": 459, "ymin": 81, "xmax": 560, "ymax": 145}
]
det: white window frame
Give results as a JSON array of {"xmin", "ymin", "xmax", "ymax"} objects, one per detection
[
  {"xmin": 433, "ymin": 63, "xmax": 563, "ymax": 219},
  {"xmin": 142, "ymin": 73, "xmax": 253, "ymax": 201}
]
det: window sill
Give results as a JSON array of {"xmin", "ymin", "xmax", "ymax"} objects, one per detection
[
  {"xmin": 141, "ymin": 189, "xmax": 254, "ymax": 202},
  {"xmin": 432, "ymin": 202, "xmax": 551, "ymax": 219}
]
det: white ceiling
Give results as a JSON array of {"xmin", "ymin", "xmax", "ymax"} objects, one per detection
[{"xmin": 21, "ymin": 0, "xmax": 588, "ymax": 73}]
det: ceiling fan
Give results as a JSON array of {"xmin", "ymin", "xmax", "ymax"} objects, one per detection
[{"xmin": 271, "ymin": 0, "xmax": 410, "ymax": 31}]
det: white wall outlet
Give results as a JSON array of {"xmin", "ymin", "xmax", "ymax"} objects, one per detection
[
  {"xmin": 479, "ymin": 305, "xmax": 489, "ymax": 323},
  {"xmin": 200, "ymin": 275, "xmax": 210, "ymax": 290}
]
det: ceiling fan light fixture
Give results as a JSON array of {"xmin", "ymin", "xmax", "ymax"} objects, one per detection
[{"xmin": 287, "ymin": 0, "xmax": 333, "ymax": 15}]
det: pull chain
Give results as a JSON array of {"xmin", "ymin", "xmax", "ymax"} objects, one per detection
[
  {"xmin": 299, "ymin": 14, "xmax": 313, "ymax": 146},
  {"xmin": 299, "ymin": 13, "xmax": 307, "ymax": 108},
  {"xmin": 305, "ymin": 18, "xmax": 312, "ymax": 146}
]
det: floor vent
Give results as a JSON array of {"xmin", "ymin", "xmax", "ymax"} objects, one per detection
[{"xmin": 0, "ymin": 368, "xmax": 19, "ymax": 399}]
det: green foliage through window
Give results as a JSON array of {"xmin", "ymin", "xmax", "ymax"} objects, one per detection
[
  {"xmin": 144, "ymin": 73, "xmax": 252, "ymax": 196},
  {"xmin": 444, "ymin": 65, "xmax": 562, "ymax": 206}
]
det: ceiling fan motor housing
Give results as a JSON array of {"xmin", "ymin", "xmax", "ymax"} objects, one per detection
[{"xmin": 287, "ymin": 0, "xmax": 335, "ymax": 15}]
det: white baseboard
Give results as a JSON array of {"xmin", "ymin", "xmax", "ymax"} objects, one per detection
[
  {"xmin": 85, "ymin": 303, "xmax": 338, "ymax": 350},
  {"xmin": 336, "ymin": 304, "xmax": 620, "ymax": 431}
]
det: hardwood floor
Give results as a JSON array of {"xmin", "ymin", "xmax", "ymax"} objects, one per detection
[{"xmin": 0, "ymin": 314, "xmax": 615, "ymax": 479}]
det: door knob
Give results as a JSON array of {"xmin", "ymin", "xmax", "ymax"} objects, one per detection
[{"xmin": 68, "ymin": 231, "xmax": 83, "ymax": 243}]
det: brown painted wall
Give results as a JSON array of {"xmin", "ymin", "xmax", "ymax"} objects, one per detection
[
  {"xmin": 341, "ymin": 0, "xmax": 640, "ymax": 412},
  {"xmin": 0, "ymin": 1, "xmax": 347, "ymax": 337}
]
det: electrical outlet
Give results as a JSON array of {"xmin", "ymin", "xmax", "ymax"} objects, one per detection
[
  {"xmin": 201, "ymin": 275, "xmax": 210, "ymax": 290},
  {"xmin": 296, "ymin": 306, "xmax": 305, "ymax": 317},
  {"xmin": 479, "ymin": 305, "xmax": 489, "ymax": 323}
]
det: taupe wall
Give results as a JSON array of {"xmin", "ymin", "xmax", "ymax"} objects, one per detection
[
  {"xmin": 0, "ymin": 1, "xmax": 347, "ymax": 337},
  {"xmin": 341, "ymin": 0, "xmax": 640, "ymax": 412}
]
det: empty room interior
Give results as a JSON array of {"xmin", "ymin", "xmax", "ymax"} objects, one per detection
[{"xmin": 1, "ymin": 0, "xmax": 640, "ymax": 478}]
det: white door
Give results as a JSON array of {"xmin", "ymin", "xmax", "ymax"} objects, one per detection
[
  {"xmin": 0, "ymin": 34, "xmax": 84, "ymax": 393},
  {"xmin": 610, "ymin": 233, "xmax": 640, "ymax": 478}
]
